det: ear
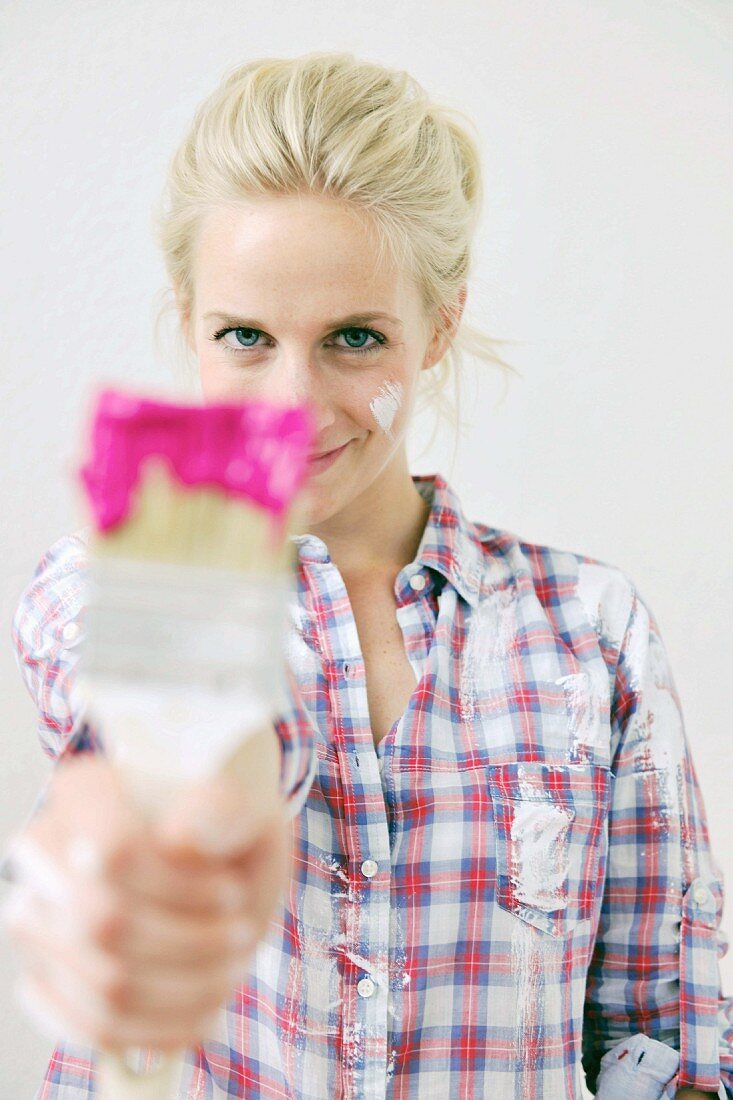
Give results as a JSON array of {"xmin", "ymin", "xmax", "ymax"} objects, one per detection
[{"xmin": 422, "ymin": 283, "xmax": 467, "ymax": 371}]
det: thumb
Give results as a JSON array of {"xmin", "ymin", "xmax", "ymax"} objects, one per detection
[
  {"xmin": 152, "ymin": 770, "xmax": 267, "ymax": 853},
  {"xmin": 153, "ymin": 770, "xmax": 280, "ymax": 859}
]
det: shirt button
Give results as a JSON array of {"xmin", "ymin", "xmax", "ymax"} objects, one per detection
[
  {"xmin": 409, "ymin": 573, "xmax": 426, "ymax": 591},
  {"xmin": 357, "ymin": 977, "xmax": 375, "ymax": 998},
  {"xmin": 693, "ymin": 885, "xmax": 711, "ymax": 905},
  {"xmin": 361, "ymin": 859, "xmax": 378, "ymax": 879},
  {"xmin": 62, "ymin": 621, "xmax": 80, "ymax": 642}
]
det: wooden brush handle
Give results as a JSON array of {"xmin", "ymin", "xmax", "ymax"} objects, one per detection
[
  {"xmin": 78, "ymin": 553, "xmax": 294, "ymax": 1099},
  {"xmin": 96, "ymin": 1049, "xmax": 185, "ymax": 1100}
]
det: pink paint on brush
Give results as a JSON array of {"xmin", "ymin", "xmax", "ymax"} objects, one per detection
[{"xmin": 78, "ymin": 388, "xmax": 316, "ymax": 533}]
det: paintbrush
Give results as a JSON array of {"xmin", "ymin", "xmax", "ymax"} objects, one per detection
[{"xmin": 71, "ymin": 385, "xmax": 315, "ymax": 1099}]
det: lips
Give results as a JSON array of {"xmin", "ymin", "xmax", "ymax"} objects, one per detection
[
  {"xmin": 305, "ymin": 439, "xmax": 352, "ymax": 472},
  {"xmin": 307, "ymin": 442, "xmax": 349, "ymax": 460}
]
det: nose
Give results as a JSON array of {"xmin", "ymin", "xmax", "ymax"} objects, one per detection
[
  {"xmin": 259, "ymin": 357, "xmax": 336, "ymax": 438},
  {"xmin": 256, "ymin": 356, "xmax": 318, "ymax": 407}
]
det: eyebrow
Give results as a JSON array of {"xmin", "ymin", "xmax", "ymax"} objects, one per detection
[{"xmin": 203, "ymin": 310, "xmax": 403, "ymax": 329}]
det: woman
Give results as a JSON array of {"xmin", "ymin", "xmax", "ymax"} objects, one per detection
[{"xmin": 2, "ymin": 52, "xmax": 730, "ymax": 1099}]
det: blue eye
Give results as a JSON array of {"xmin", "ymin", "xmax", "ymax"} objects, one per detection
[{"xmin": 209, "ymin": 325, "xmax": 387, "ymax": 358}]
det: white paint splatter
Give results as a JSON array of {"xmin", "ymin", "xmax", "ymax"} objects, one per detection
[
  {"xmin": 283, "ymin": 621, "xmax": 315, "ymax": 675},
  {"xmin": 343, "ymin": 1017, "xmax": 365, "ymax": 1077},
  {"xmin": 343, "ymin": 950, "xmax": 377, "ymax": 974},
  {"xmin": 512, "ymin": 925, "xmax": 564, "ymax": 1097},
  {"xmin": 622, "ymin": 601, "xmax": 687, "ymax": 825},
  {"xmin": 460, "ymin": 585, "xmax": 518, "ymax": 723},
  {"xmin": 391, "ymin": 893, "xmax": 410, "ymax": 994},
  {"xmin": 556, "ymin": 671, "xmax": 604, "ymax": 757},
  {"xmin": 326, "ymin": 857, "xmax": 350, "ymax": 885},
  {"xmin": 511, "ymin": 920, "xmax": 545, "ymax": 1100},
  {"xmin": 369, "ymin": 379, "xmax": 403, "ymax": 440},
  {"xmin": 621, "ymin": 599, "xmax": 649, "ymax": 694},
  {"xmin": 639, "ymin": 686, "xmax": 685, "ymax": 772},
  {"xmin": 386, "ymin": 1046, "xmax": 398, "ymax": 1082},
  {"xmin": 576, "ymin": 562, "xmax": 626, "ymax": 650},
  {"xmin": 515, "ymin": 766, "xmax": 544, "ymax": 801},
  {"xmin": 509, "ymin": 802, "xmax": 573, "ymax": 911}
]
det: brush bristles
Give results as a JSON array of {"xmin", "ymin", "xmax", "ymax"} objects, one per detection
[{"xmin": 91, "ymin": 456, "xmax": 306, "ymax": 573}]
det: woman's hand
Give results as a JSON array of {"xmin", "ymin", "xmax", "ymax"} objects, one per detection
[{"xmin": 0, "ymin": 723, "xmax": 292, "ymax": 1052}]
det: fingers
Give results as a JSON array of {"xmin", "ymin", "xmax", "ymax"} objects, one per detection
[
  {"xmin": 153, "ymin": 724, "xmax": 285, "ymax": 861},
  {"xmin": 7, "ymin": 873, "xmax": 256, "ymax": 967},
  {"xmin": 0, "ymin": 746, "xmax": 295, "ymax": 1055},
  {"xmin": 4, "ymin": 800, "xmax": 255, "ymax": 922},
  {"xmin": 12, "ymin": 895, "xmax": 251, "ymax": 1012},
  {"xmin": 153, "ymin": 775, "xmax": 283, "ymax": 862},
  {"xmin": 82, "ymin": 839, "xmax": 252, "ymax": 918},
  {"xmin": 4, "ymin": 884, "xmax": 255, "ymax": 1047}
]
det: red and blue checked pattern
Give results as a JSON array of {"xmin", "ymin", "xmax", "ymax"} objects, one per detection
[{"xmin": 7, "ymin": 472, "xmax": 733, "ymax": 1098}]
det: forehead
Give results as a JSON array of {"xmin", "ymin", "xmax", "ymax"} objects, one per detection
[{"xmin": 192, "ymin": 195, "xmax": 416, "ymax": 317}]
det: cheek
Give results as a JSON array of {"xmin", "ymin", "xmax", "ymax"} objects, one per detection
[{"xmin": 368, "ymin": 379, "xmax": 405, "ymax": 441}]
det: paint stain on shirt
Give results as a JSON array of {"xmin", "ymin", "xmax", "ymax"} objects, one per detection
[{"xmin": 509, "ymin": 801, "xmax": 573, "ymax": 911}]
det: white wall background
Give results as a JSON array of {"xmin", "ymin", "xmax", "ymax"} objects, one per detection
[{"xmin": 1, "ymin": 0, "xmax": 731, "ymax": 1094}]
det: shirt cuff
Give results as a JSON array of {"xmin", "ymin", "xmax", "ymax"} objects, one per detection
[
  {"xmin": 595, "ymin": 1034, "xmax": 678, "ymax": 1098},
  {"xmin": 594, "ymin": 1033, "xmax": 728, "ymax": 1098}
]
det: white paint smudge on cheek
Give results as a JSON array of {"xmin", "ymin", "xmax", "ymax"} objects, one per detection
[
  {"xmin": 509, "ymin": 802, "xmax": 573, "ymax": 911},
  {"xmin": 369, "ymin": 380, "xmax": 403, "ymax": 441}
]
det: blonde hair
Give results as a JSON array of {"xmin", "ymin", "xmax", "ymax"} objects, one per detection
[{"xmin": 150, "ymin": 51, "xmax": 521, "ymax": 467}]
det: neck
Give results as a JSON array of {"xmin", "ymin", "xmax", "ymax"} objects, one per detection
[{"xmin": 304, "ymin": 455, "xmax": 432, "ymax": 578}]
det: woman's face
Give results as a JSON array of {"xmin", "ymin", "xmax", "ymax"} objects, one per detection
[{"xmin": 181, "ymin": 193, "xmax": 455, "ymax": 527}]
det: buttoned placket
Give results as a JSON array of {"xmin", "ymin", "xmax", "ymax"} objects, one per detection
[{"xmin": 302, "ymin": 549, "xmax": 434, "ymax": 1100}]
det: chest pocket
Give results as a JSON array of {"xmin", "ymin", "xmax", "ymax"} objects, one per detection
[{"xmin": 486, "ymin": 760, "xmax": 612, "ymax": 937}]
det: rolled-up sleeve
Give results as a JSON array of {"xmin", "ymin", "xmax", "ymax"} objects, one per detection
[
  {"xmin": 10, "ymin": 532, "xmax": 102, "ymax": 761},
  {"xmin": 5, "ymin": 531, "xmax": 317, "ymax": 859},
  {"xmin": 271, "ymin": 656, "xmax": 318, "ymax": 821},
  {"xmin": 582, "ymin": 578, "xmax": 733, "ymax": 1098}
]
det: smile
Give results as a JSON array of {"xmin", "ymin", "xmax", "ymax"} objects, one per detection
[{"xmin": 305, "ymin": 440, "xmax": 352, "ymax": 473}]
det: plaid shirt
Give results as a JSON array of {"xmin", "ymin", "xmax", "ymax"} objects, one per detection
[{"xmin": 7, "ymin": 472, "xmax": 732, "ymax": 1099}]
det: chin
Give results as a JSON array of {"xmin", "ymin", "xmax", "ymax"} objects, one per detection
[{"xmin": 297, "ymin": 480, "xmax": 351, "ymax": 527}]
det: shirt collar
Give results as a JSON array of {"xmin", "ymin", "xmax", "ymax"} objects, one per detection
[
  {"xmin": 292, "ymin": 472, "xmax": 485, "ymax": 609},
  {"xmin": 411, "ymin": 472, "xmax": 484, "ymax": 608}
]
